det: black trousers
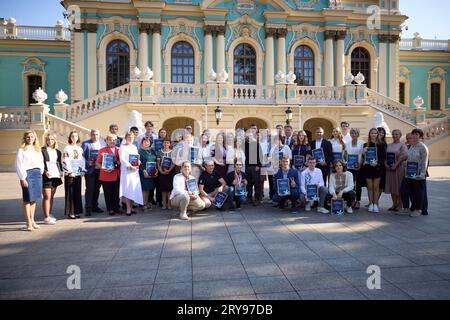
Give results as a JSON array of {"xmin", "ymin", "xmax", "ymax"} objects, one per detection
[
  {"xmin": 64, "ymin": 176, "xmax": 83, "ymax": 216},
  {"xmin": 268, "ymin": 174, "xmax": 275, "ymax": 201},
  {"xmin": 85, "ymin": 169, "xmax": 101, "ymax": 212},
  {"xmin": 422, "ymin": 180, "xmax": 428, "ymax": 215},
  {"xmin": 401, "ymin": 178, "xmax": 425, "ymax": 211},
  {"xmin": 246, "ymin": 165, "xmax": 261, "ymax": 202},
  {"xmin": 317, "ymin": 164, "xmax": 330, "ymax": 187},
  {"xmin": 326, "ymin": 191, "xmax": 356, "ymax": 207},
  {"xmin": 348, "ymin": 169, "xmax": 362, "ymax": 201},
  {"xmin": 102, "ymin": 180, "xmax": 120, "ymax": 212},
  {"xmin": 155, "ymin": 176, "xmax": 162, "ymax": 206}
]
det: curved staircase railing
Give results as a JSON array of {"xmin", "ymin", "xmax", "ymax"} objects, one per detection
[{"xmin": 366, "ymin": 88, "xmax": 415, "ymax": 125}]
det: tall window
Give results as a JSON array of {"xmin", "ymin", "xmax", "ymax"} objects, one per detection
[
  {"xmin": 430, "ymin": 83, "xmax": 441, "ymax": 110},
  {"xmin": 106, "ymin": 40, "xmax": 130, "ymax": 90},
  {"xmin": 351, "ymin": 47, "xmax": 370, "ymax": 88},
  {"xmin": 399, "ymin": 82, "xmax": 405, "ymax": 104},
  {"xmin": 28, "ymin": 75, "xmax": 42, "ymax": 105},
  {"xmin": 233, "ymin": 43, "xmax": 256, "ymax": 85},
  {"xmin": 171, "ymin": 41, "xmax": 194, "ymax": 83},
  {"xmin": 294, "ymin": 45, "xmax": 314, "ymax": 86}
]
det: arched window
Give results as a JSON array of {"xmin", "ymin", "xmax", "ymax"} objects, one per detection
[
  {"xmin": 294, "ymin": 45, "xmax": 314, "ymax": 86},
  {"xmin": 28, "ymin": 75, "xmax": 42, "ymax": 105},
  {"xmin": 351, "ymin": 47, "xmax": 370, "ymax": 88},
  {"xmin": 106, "ymin": 40, "xmax": 130, "ymax": 90},
  {"xmin": 233, "ymin": 43, "xmax": 256, "ymax": 85},
  {"xmin": 171, "ymin": 41, "xmax": 194, "ymax": 83}
]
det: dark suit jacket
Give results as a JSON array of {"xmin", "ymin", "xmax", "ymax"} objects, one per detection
[
  {"xmin": 273, "ymin": 168, "xmax": 300, "ymax": 191},
  {"xmin": 281, "ymin": 135, "xmax": 294, "ymax": 149},
  {"xmin": 308, "ymin": 139, "xmax": 333, "ymax": 167}
]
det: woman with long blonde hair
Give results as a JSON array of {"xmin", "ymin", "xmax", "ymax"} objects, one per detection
[
  {"xmin": 330, "ymin": 127, "xmax": 346, "ymax": 162},
  {"xmin": 16, "ymin": 130, "xmax": 45, "ymax": 231}
]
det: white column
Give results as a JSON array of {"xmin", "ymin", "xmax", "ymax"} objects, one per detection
[
  {"xmin": 73, "ymin": 31, "xmax": 84, "ymax": 101},
  {"xmin": 87, "ymin": 31, "xmax": 97, "ymax": 97},
  {"xmin": 152, "ymin": 25, "xmax": 162, "ymax": 83},
  {"xmin": 204, "ymin": 28, "xmax": 213, "ymax": 81},
  {"xmin": 335, "ymin": 32, "xmax": 346, "ymax": 86},
  {"xmin": 265, "ymin": 30, "xmax": 275, "ymax": 86},
  {"xmin": 216, "ymin": 27, "xmax": 225, "ymax": 74},
  {"xmin": 138, "ymin": 27, "xmax": 149, "ymax": 73},
  {"xmin": 378, "ymin": 39, "xmax": 387, "ymax": 96},
  {"xmin": 389, "ymin": 38, "xmax": 399, "ymax": 100},
  {"xmin": 324, "ymin": 31, "xmax": 334, "ymax": 87},
  {"xmin": 276, "ymin": 29, "xmax": 287, "ymax": 75}
]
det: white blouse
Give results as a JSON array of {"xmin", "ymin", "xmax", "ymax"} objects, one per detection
[
  {"xmin": 330, "ymin": 138, "xmax": 345, "ymax": 153},
  {"xmin": 345, "ymin": 140, "xmax": 365, "ymax": 163},
  {"xmin": 15, "ymin": 146, "xmax": 44, "ymax": 180}
]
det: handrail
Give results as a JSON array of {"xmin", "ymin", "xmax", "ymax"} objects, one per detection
[
  {"xmin": 0, "ymin": 107, "xmax": 31, "ymax": 129},
  {"xmin": 366, "ymin": 88, "xmax": 415, "ymax": 124}
]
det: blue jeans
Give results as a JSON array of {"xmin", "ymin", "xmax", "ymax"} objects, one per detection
[
  {"xmin": 272, "ymin": 189, "xmax": 300, "ymax": 205},
  {"xmin": 228, "ymin": 186, "xmax": 245, "ymax": 209}
]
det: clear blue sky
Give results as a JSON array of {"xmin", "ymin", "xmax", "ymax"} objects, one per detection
[{"xmin": 0, "ymin": 0, "xmax": 449, "ymax": 39}]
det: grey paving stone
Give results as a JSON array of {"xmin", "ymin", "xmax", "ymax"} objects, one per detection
[
  {"xmin": 287, "ymin": 272, "xmax": 352, "ymax": 291},
  {"xmin": 356, "ymin": 284, "xmax": 413, "ymax": 300},
  {"xmin": 339, "ymin": 270, "xmax": 391, "ymax": 287},
  {"xmin": 278, "ymin": 260, "xmax": 335, "ymax": 275},
  {"xmin": 51, "ymin": 289, "xmax": 94, "ymax": 300},
  {"xmin": 249, "ymin": 276, "xmax": 295, "ymax": 294},
  {"xmin": 193, "ymin": 254, "xmax": 241, "ymax": 268},
  {"xmin": 154, "ymin": 268, "xmax": 192, "ymax": 284},
  {"xmin": 89, "ymin": 285, "xmax": 153, "ymax": 300},
  {"xmin": 151, "ymin": 282, "xmax": 193, "ymax": 300},
  {"xmin": 96, "ymin": 270, "xmax": 157, "ymax": 288},
  {"xmin": 356, "ymin": 255, "xmax": 416, "ymax": 268},
  {"xmin": 381, "ymin": 267, "xmax": 443, "ymax": 284},
  {"xmin": 426, "ymin": 264, "xmax": 450, "ymax": 280},
  {"xmin": 193, "ymin": 264, "xmax": 247, "ymax": 282},
  {"xmin": 193, "ymin": 279, "xmax": 254, "ymax": 299},
  {"xmin": 244, "ymin": 263, "xmax": 284, "ymax": 277},
  {"xmin": 105, "ymin": 258, "xmax": 159, "ymax": 273},
  {"xmin": 325, "ymin": 257, "xmax": 366, "ymax": 272},
  {"xmin": 395, "ymin": 281, "xmax": 450, "ymax": 300},
  {"xmin": 298, "ymin": 287, "xmax": 367, "ymax": 300},
  {"xmin": 238, "ymin": 253, "xmax": 274, "ymax": 266},
  {"xmin": 257, "ymin": 291, "xmax": 300, "ymax": 300}
]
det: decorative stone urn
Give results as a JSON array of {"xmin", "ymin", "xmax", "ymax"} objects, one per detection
[
  {"xmin": 217, "ymin": 69, "xmax": 228, "ymax": 82},
  {"xmin": 413, "ymin": 96, "xmax": 424, "ymax": 109},
  {"xmin": 32, "ymin": 87, "xmax": 47, "ymax": 104},
  {"xmin": 275, "ymin": 70, "xmax": 286, "ymax": 84},
  {"xmin": 286, "ymin": 71, "xmax": 297, "ymax": 84},
  {"xmin": 141, "ymin": 67, "xmax": 153, "ymax": 80},
  {"xmin": 345, "ymin": 73, "xmax": 354, "ymax": 85},
  {"xmin": 208, "ymin": 69, "xmax": 217, "ymax": 82},
  {"xmin": 354, "ymin": 72, "xmax": 365, "ymax": 85},
  {"xmin": 55, "ymin": 89, "xmax": 68, "ymax": 104},
  {"xmin": 133, "ymin": 66, "xmax": 141, "ymax": 80}
]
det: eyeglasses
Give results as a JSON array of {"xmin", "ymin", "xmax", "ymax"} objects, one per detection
[{"xmin": 341, "ymin": 125, "xmax": 349, "ymax": 128}]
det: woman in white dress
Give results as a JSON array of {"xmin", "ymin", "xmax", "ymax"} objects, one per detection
[{"xmin": 119, "ymin": 131, "xmax": 143, "ymax": 215}]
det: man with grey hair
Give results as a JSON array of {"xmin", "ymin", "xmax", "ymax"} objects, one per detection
[{"xmin": 81, "ymin": 129, "xmax": 106, "ymax": 216}]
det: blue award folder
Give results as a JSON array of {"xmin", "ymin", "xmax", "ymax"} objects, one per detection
[
  {"xmin": 406, "ymin": 161, "xmax": 419, "ymax": 178},
  {"xmin": 129, "ymin": 154, "xmax": 139, "ymax": 167},
  {"xmin": 190, "ymin": 147, "xmax": 199, "ymax": 163},
  {"xmin": 278, "ymin": 151, "xmax": 284, "ymax": 161},
  {"xmin": 312, "ymin": 148, "xmax": 325, "ymax": 163},
  {"xmin": 161, "ymin": 156, "xmax": 173, "ymax": 170},
  {"xmin": 332, "ymin": 152, "xmax": 343, "ymax": 162},
  {"xmin": 25, "ymin": 168, "xmax": 42, "ymax": 202},
  {"xmin": 71, "ymin": 159, "xmax": 83, "ymax": 176},
  {"xmin": 347, "ymin": 154, "xmax": 359, "ymax": 170},
  {"xmin": 294, "ymin": 155, "xmax": 305, "ymax": 170},
  {"xmin": 306, "ymin": 184, "xmax": 319, "ymax": 201},
  {"xmin": 186, "ymin": 178, "xmax": 199, "ymax": 194},
  {"xmin": 102, "ymin": 153, "xmax": 114, "ymax": 170},
  {"xmin": 212, "ymin": 191, "xmax": 228, "ymax": 208},
  {"xmin": 153, "ymin": 139, "xmax": 163, "ymax": 152},
  {"xmin": 277, "ymin": 178, "xmax": 291, "ymax": 196},
  {"xmin": 146, "ymin": 162, "xmax": 157, "ymax": 177},
  {"xmin": 89, "ymin": 149, "xmax": 99, "ymax": 163},
  {"xmin": 331, "ymin": 199, "xmax": 345, "ymax": 215},
  {"xmin": 235, "ymin": 182, "xmax": 246, "ymax": 197},
  {"xmin": 387, "ymin": 152, "xmax": 396, "ymax": 167},
  {"xmin": 365, "ymin": 147, "xmax": 378, "ymax": 165}
]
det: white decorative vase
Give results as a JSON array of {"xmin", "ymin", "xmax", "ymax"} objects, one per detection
[
  {"xmin": 354, "ymin": 72, "xmax": 365, "ymax": 85},
  {"xmin": 208, "ymin": 69, "xmax": 217, "ymax": 82},
  {"xmin": 344, "ymin": 73, "xmax": 354, "ymax": 85},
  {"xmin": 32, "ymin": 87, "xmax": 47, "ymax": 104},
  {"xmin": 218, "ymin": 69, "xmax": 228, "ymax": 82},
  {"xmin": 133, "ymin": 66, "xmax": 141, "ymax": 80},
  {"xmin": 275, "ymin": 70, "xmax": 286, "ymax": 84},
  {"xmin": 55, "ymin": 89, "xmax": 68, "ymax": 104},
  {"xmin": 286, "ymin": 71, "xmax": 296, "ymax": 84}
]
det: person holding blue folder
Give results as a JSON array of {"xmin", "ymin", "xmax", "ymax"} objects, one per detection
[
  {"xmin": 344, "ymin": 128, "xmax": 365, "ymax": 210},
  {"xmin": 272, "ymin": 156, "xmax": 300, "ymax": 209},
  {"xmin": 327, "ymin": 160, "xmax": 355, "ymax": 214},
  {"xmin": 226, "ymin": 159, "xmax": 247, "ymax": 211},
  {"xmin": 300, "ymin": 156, "xmax": 329, "ymax": 214},
  {"xmin": 139, "ymin": 137, "xmax": 158, "ymax": 211},
  {"xmin": 16, "ymin": 130, "xmax": 45, "ymax": 231},
  {"xmin": 157, "ymin": 139, "xmax": 175, "ymax": 210}
]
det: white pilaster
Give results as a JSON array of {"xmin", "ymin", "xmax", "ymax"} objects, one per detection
[
  {"xmin": 378, "ymin": 40, "xmax": 387, "ymax": 96},
  {"xmin": 204, "ymin": 29, "xmax": 213, "ymax": 82},
  {"xmin": 324, "ymin": 32, "xmax": 334, "ymax": 87},
  {"xmin": 389, "ymin": 39, "xmax": 399, "ymax": 100},
  {"xmin": 265, "ymin": 30, "xmax": 275, "ymax": 86},
  {"xmin": 276, "ymin": 29, "xmax": 287, "ymax": 75},
  {"xmin": 152, "ymin": 26, "xmax": 162, "ymax": 83},
  {"xmin": 216, "ymin": 29, "xmax": 225, "ymax": 74},
  {"xmin": 335, "ymin": 33, "xmax": 346, "ymax": 86},
  {"xmin": 87, "ymin": 32, "xmax": 97, "ymax": 97},
  {"xmin": 74, "ymin": 31, "xmax": 84, "ymax": 101},
  {"xmin": 139, "ymin": 30, "xmax": 149, "ymax": 73}
]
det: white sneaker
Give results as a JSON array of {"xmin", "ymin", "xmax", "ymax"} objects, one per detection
[
  {"xmin": 179, "ymin": 212, "xmax": 189, "ymax": 220},
  {"xmin": 50, "ymin": 216, "xmax": 57, "ymax": 222},
  {"xmin": 410, "ymin": 210, "xmax": 421, "ymax": 217},
  {"xmin": 347, "ymin": 207, "xmax": 353, "ymax": 214},
  {"xmin": 305, "ymin": 202, "xmax": 311, "ymax": 212},
  {"xmin": 43, "ymin": 217, "xmax": 56, "ymax": 225},
  {"xmin": 318, "ymin": 207, "xmax": 330, "ymax": 214},
  {"xmin": 373, "ymin": 204, "xmax": 379, "ymax": 213},
  {"xmin": 368, "ymin": 204, "xmax": 374, "ymax": 212}
]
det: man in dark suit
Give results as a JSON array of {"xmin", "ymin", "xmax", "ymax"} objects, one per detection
[
  {"xmin": 308, "ymin": 127, "xmax": 332, "ymax": 186},
  {"xmin": 282, "ymin": 125, "xmax": 294, "ymax": 149}
]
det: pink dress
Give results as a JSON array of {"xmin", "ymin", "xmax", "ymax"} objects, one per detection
[{"xmin": 385, "ymin": 142, "xmax": 408, "ymax": 195}]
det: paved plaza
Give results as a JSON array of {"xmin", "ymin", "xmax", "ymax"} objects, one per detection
[{"xmin": 1, "ymin": 168, "xmax": 450, "ymax": 300}]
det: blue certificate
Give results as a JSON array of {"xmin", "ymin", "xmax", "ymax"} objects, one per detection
[
  {"xmin": 406, "ymin": 161, "xmax": 419, "ymax": 178},
  {"xmin": 71, "ymin": 159, "xmax": 83, "ymax": 176},
  {"xmin": 312, "ymin": 148, "xmax": 325, "ymax": 163},
  {"xmin": 153, "ymin": 139, "xmax": 163, "ymax": 152},
  {"xmin": 212, "ymin": 191, "xmax": 228, "ymax": 208},
  {"xmin": 277, "ymin": 178, "xmax": 291, "ymax": 196},
  {"xmin": 331, "ymin": 199, "xmax": 345, "ymax": 215},
  {"xmin": 278, "ymin": 151, "xmax": 284, "ymax": 161},
  {"xmin": 129, "ymin": 154, "xmax": 139, "ymax": 167},
  {"xmin": 387, "ymin": 152, "xmax": 396, "ymax": 167},
  {"xmin": 332, "ymin": 152, "xmax": 343, "ymax": 162},
  {"xmin": 25, "ymin": 168, "xmax": 42, "ymax": 202},
  {"xmin": 161, "ymin": 156, "xmax": 173, "ymax": 170},
  {"xmin": 365, "ymin": 147, "xmax": 378, "ymax": 165},
  {"xmin": 294, "ymin": 155, "xmax": 304, "ymax": 170},
  {"xmin": 102, "ymin": 153, "xmax": 114, "ymax": 170},
  {"xmin": 190, "ymin": 147, "xmax": 199, "ymax": 163},
  {"xmin": 306, "ymin": 184, "xmax": 319, "ymax": 201},
  {"xmin": 146, "ymin": 161, "xmax": 157, "ymax": 177},
  {"xmin": 186, "ymin": 178, "xmax": 199, "ymax": 194},
  {"xmin": 89, "ymin": 149, "xmax": 99, "ymax": 163},
  {"xmin": 235, "ymin": 182, "xmax": 246, "ymax": 197},
  {"xmin": 347, "ymin": 154, "xmax": 359, "ymax": 170}
]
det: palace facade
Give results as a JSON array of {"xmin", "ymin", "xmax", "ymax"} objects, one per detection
[{"xmin": 0, "ymin": 0, "xmax": 449, "ymax": 169}]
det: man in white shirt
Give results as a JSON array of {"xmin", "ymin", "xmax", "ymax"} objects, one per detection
[
  {"xmin": 170, "ymin": 161, "xmax": 206, "ymax": 220},
  {"xmin": 300, "ymin": 156, "xmax": 329, "ymax": 213},
  {"xmin": 341, "ymin": 121, "xmax": 352, "ymax": 144},
  {"xmin": 137, "ymin": 121, "xmax": 158, "ymax": 148}
]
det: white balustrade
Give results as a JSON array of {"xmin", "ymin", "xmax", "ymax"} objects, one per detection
[
  {"xmin": 46, "ymin": 113, "xmax": 91, "ymax": 145},
  {"xmin": 0, "ymin": 25, "xmax": 70, "ymax": 40},
  {"xmin": 0, "ymin": 108, "xmax": 31, "ymax": 129},
  {"xmin": 400, "ymin": 38, "xmax": 450, "ymax": 52},
  {"xmin": 232, "ymin": 85, "xmax": 275, "ymax": 104},
  {"xmin": 422, "ymin": 116, "xmax": 450, "ymax": 145},
  {"xmin": 156, "ymin": 83, "xmax": 206, "ymax": 103},
  {"xmin": 297, "ymin": 86, "xmax": 345, "ymax": 104},
  {"xmin": 366, "ymin": 88, "xmax": 415, "ymax": 124}
]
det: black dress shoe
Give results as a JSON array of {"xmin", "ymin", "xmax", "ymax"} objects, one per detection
[
  {"xmin": 85, "ymin": 212, "xmax": 92, "ymax": 217},
  {"xmin": 75, "ymin": 214, "xmax": 81, "ymax": 219},
  {"xmin": 126, "ymin": 212, "xmax": 132, "ymax": 216},
  {"xmin": 69, "ymin": 214, "xmax": 76, "ymax": 219},
  {"xmin": 93, "ymin": 208, "xmax": 104, "ymax": 213},
  {"xmin": 109, "ymin": 211, "xmax": 115, "ymax": 216},
  {"xmin": 131, "ymin": 210, "xmax": 137, "ymax": 214}
]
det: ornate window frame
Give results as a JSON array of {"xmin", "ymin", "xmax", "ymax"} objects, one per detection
[
  {"xmin": 21, "ymin": 57, "xmax": 46, "ymax": 106},
  {"xmin": 227, "ymin": 37, "xmax": 263, "ymax": 86},
  {"xmin": 399, "ymin": 66, "xmax": 411, "ymax": 106},
  {"xmin": 98, "ymin": 32, "xmax": 136, "ymax": 93},
  {"xmin": 288, "ymin": 38, "xmax": 322, "ymax": 86},
  {"xmin": 346, "ymin": 40, "xmax": 378, "ymax": 91},
  {"xmin": 427, "ymin": 67, "xmax": 447, "ymax": 111},
  {"xmin": 164, "ymin": 34, "xmax": 201, "ymax": 85}
]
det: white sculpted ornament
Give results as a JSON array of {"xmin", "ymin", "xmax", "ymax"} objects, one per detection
[
  {"xmin": 208, "ymin": 69, "xmax": 217, "ymax": 82},
  {"xmin": 133, "ymin": 66, "xmax": 141, "ymax": 79},
  {"xmin": 286, "ymin": 71, "xmax": 297, "ymax": 84},
  {"xmin": 275, "ymin": 70, "xmax": 286, "ymax": 84},
  {"xmin": 217, "ymin": 69, "xmax": 228, "ymax": 82},
  {"xmin": 32, "ymin": 87, "xmax": 47, "ymax": 104},
  {"xmin": 373, "ymin": 112, "xmax": 391, "ymax": 136},
  {"xmin": 55, "ymin": 89, "xmax": 68, "ymax": 104},
  {"xmin": 126, "ymin": 110, "xmax": 144, "ymax": 135}
]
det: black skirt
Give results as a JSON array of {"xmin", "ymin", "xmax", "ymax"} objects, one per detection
[{"xmin": 43, "ymin": 176, "xmax": 63, "ymax": 189}]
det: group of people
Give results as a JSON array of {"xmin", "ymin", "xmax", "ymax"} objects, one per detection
[{"xmin": 15, "ymin": 120, "xmax": 430, "ymax": 229}]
